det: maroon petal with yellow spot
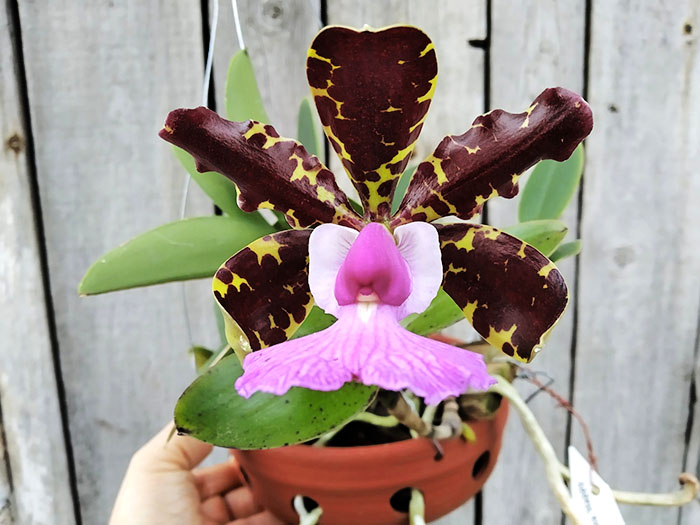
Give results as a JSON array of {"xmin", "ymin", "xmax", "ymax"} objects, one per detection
[
  {"xmin": 307, "ymin": 26, "xmax": 437, "ymax": 220},
  {"xmin": 392, "ymin": 87, "xmax": 593, "ymax": 226},
  {"xmin": 213, "ymin": 229, "xmax": 313, "ymax": 351},
  {"xmin": 437, "ymin": 223, "xmax": 567, "ymax": 363},
  {"xmin": 160, "ymin": 107, "xmax": 362, "ymax": 229}
]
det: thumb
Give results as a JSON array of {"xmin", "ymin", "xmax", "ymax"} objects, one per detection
[{"xmin": 133, "ymin": 422, "xmax": 213, "ymax": 471}]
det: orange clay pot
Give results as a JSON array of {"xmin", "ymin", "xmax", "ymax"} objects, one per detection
[{"xmin": 232, "ymin": 402, "xmax": 508, "ymax": 524}]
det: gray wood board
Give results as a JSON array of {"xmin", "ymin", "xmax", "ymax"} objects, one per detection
[
  {"xmin": 15, "ymin": 1, "xmax": 215, "ymax": 522},
  {"xmin": 572, "ymin": 1, "xmax": 700, "ymax": 524},
  {"xmin": 324, "ymin": 2, "xmax": 487, "ymax": 523},
  {"xmin": 0, "ymin": 0, "xmax": 76, "ymax": 522},
  {"xmin": 483, "ymin": 1, "xmax": 585, "ymax": 523}
]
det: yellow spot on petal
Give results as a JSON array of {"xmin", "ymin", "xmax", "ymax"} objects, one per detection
[
  {"xmin": 212, "ymin": 278, "xmax": 228, "ymax": 298},
  {"xmin": 487, "ymin": 324, "xmax": 518, "ymax": 352},
  {"xmin": 316, "ymin": 185, "xmax": 336, "ymax": 204},
  {"xmin": 520, "ymin": 102, "xmax": 538, "ymax": 129},
  {"xmin": 517, "ymin": 242, "xmax": 527, "ymax": 259},
  {"xmin": 538, "ymin": 261, "xmax": 557, "ymax": 279},
  {"xmin": 466, "ymin": 145, "xmax": 481, "ymax": 154},
  {"xmin": 252, "ymin": 237, "xmax": 283, "ymax": 265},
  {"xmin": 463, "ymin": 300, "xmax": 478, "ymax": 323}
]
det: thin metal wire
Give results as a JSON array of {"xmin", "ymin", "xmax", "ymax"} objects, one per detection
[
  {"xmin": 179, "ymin": 0, "xmax": 221, "ymax": 347},
  {"xmin": 231, "ymin": 0, "xmax": 245, "ymax": 50}
]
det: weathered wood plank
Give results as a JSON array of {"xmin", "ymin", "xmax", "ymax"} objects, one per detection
[
  {"xmin": 211, "ymin": 0, "xmax": 322, "ymax": 138},
  {"xmin": 0, "ymin": 1, "xmax": 76, "ymax": 523},
  {"xmin": 573, "ymin": 2, "xmax": 700, "ymax": 524},
  {"xmin": 324, "ymin": 2, "xmax": 486, "ymax": 522},
  {"xmin": 484, "ymin": 2, "xmax": 585, "ymax": 523},
  {"xmin": 15, "ymin": 1, "xmax": 213, "ymax": 522},
  {"xmin": 679, "ymin": 322, "xmax": 700, "ymax": 524}
]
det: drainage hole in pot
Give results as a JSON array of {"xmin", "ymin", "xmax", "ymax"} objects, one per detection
[
  {"xmin": 239, "ymin": 466, "xmax": 251, "ymax": 487},
  {"xmin": 472, "ymin": 450, "xmax": 491, "ymax": 479},
  {"xmin": 290, "ymin": 495, "xmax": 319, "ymax": 513},
  {"xmin": 389, "ymin": 487, "xmax": 413, "ymax": 513}
]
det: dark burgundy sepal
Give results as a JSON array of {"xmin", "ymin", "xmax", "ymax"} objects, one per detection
[
  {"xmin": 213, "ymin": 229, "xmax": 313, "ymax": 351},
  {"xmin": 307, "ymin": 26, "xmax": 437, "ymax": 219},
  {"xmin": 437, "ymin": 223, "xmax": 568, "ymax": 362},
  {"xmin": 160, "ymin": 107, "xmax": 362, "ymax": 229},
  {"xmin": 393, "ymin": 87, "xmax": 593, "ymax": 225}
]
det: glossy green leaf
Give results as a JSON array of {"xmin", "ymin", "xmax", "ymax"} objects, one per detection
[
  {"xmin": 518, "ymin": 144, "xmax": 584, "ymax": 222},
  {"xmin": 297, "ymin": 97, "xmax": 321, "ymax": 157},
  {"xmin": 292, "ymin": 306, "xmax": 336, "ymax": 339},
  {"xmin": 550, "ymin": 240, "xmax": 582, "ymax": 262},
  {"xmin": 174, "ymin": 354, "xmax": 376, "ymax": 448},
  {"xmin": 173, "ymin": 145, "xmax": 261, "ymax": 223},
  {"xmin": 391, "ymin": 165, "xmax": 417, "ymax": 214},
  {"xmin": 79, "ymin": 216, "xmax": 273, "ymax": 295},
  {"xmin": 225, "ymin": 49, "xmax": 269, "ymax": 123},
  {"xmin": 402, "ymin": 289, "xmax": 464, "ymax": 335},
  {"xmin": 503, "ymin": 220, "xmax": 568, "ymax": 257}
]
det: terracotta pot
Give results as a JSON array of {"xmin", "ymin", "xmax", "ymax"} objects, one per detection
[{"xmin": 232, "ymin": 402, "xmax": 508, "ymax": 524}]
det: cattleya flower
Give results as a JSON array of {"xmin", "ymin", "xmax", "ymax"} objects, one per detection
[{"xmin": 160, "ymin": 26, "xmax": 592, "ymax": 404}]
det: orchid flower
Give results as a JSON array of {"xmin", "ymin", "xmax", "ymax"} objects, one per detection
[{"xmin": 159, "ymin": 26, "xmax": 593, "ymax": 405}]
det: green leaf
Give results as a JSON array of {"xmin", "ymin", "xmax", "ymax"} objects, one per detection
[
  {"xmin": 402, "ymin": 289, "xmax": 464, "ymax": 335},
  {"xmin": 297, "ymin": 97, "xmax": 321, "ymax": 157},
  {"xmin": 79, "ymin": 216, "xmax": 273, "ymax": 295},
  {"xmin": 503, "ymin": 219, "xmax": 568, "ymax": 257},
  {"xmin": 550, "ymin": 240, "xmax": 582, "ymax": 262},
  {"xmin": 190, "ymin": 346, "xmax": 214, "ymax": 373},
  {"xmin": 391, "ymin": 165, "xmax": 417, "ymax": 214},
  {"xmin": 225, "ymin": 49, "xmax": 269, "ymax": 123},
  {"xmin": 292, "ymin": 306, "xmax": 336, "ymax": 339},
  {"xmin": 173, "ymin": 145, "xmax": 262, "ymax": 223},
  {"xmin": 174, "ymin": 354, "xmax": 376, "ymax": 448},
  {"xmin": 518, "ymin": 144, "xmax": 584, "ymax": 222}
]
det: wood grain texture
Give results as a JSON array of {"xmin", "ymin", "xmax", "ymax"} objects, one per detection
[
  {"xmin": 573, "ymin": 1, "xmax": 700, "ymax": 524},
  {"xmin": 484, "ymin": 2, "xmax": 585, "ymax": 523},
  {"xmin": 211, "ymin": 0, "xmax": 322, "ymax": 138},
  {"xmin": 0, "ymin": 1, "xmax": 76, "ymax": 523},
  {"xmin": 15, "ymin": 1, "xmax": 215, "ymax": 522},
  {"xmin": 324, "ymin": 2, "xmax": 486, "ymax": 523}
]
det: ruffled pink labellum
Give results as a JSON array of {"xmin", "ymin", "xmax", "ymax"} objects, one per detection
[{"xmin": 235, "ymin": 222, "xmax": 495, "ymax": 404}]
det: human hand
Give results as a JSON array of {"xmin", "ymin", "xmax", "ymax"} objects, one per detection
[{"xmin": 110, "ymin": 423, "xmax": 284, "ymax": 525}]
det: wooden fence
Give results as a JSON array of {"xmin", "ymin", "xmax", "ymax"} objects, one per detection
[{"xmin": 1, "ymin": 1, "xmax": 698, "ymax": 523}]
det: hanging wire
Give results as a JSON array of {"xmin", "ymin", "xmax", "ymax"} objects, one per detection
[
  {"xmin": 231, "ymin": 0, "xmax": 246, "ymax": 50},
  {"xmin": 178, "ymin": 0, "xmax": 222, "ymax": 347}
]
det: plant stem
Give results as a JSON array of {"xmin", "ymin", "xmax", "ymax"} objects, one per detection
[
  {"xmin": 409, "ymin": 488, "xmax": 426, "ymax": 525},
  {"xmin": 490, "ymin": 376, "xmax": 583, "ymax": 524},
  {"xmin": 491, "ymin": 375, "xmax": 700, "ymax": 519}
]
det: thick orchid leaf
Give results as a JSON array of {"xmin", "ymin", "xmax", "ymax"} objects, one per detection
[
  {"xmin": 214, "ymin": 229, "xmax": 313, "ymax": 351},
  {"xmin": 438, "ymin": 223, "xmax": 568, "ymax": 363},
  {"xmin": 550, "ymin": 240, "xmax": 582, "ymax": 262},
  {"xmin": 291, "ymin": 305, "xmax": 336, "ymax": 339},
  {"xmin": 393, "ymin": 88, "xmax": 593, "ymax": 226},
  {"xmin": 173, "ymin": 145, "xmax": 266, "ymax": 224},
  {"xmin": 391, "ymin": 165, "xmax": 417, "ymax": 215},
  {"xmin": 175, "ymin": 354, "xmax": 376, "ymax": 448},
  {"xmin": 503, "ymin": 220, "xmax": 568, "ymax": 257},
  {"xmin": 401, "ymin": 288, "xmax": 464, "ymax": 335},
  {"xmin": 519, "ymin": 144, "xmax": 584, "ymax": 222},
  {"xmin": 297, "ymin": 97, "xmax": 321, "ymax": 158},
  {"xmin": 79, "ymin": 216, "xmax": 273, "ymax": 295},
  {"xmin": 190, "ymin": 346, "xmax": 214, "ymax": 373},
  {"xmin": 307, "ymin": 26, "xmax": 437, "ymax": 219},
  {"xmin": 225, "ymin": 49, "xmax": 269, "ymax": 123},
  {"xmin": 160, "ymin": 108, "xmax": 362, "ymax": 229}
]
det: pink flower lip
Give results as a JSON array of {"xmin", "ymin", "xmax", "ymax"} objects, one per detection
[{"xmin": 334, "ymin": 223, "xmax": 412, "ymax": 306}]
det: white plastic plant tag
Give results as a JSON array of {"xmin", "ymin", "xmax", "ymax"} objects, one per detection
[{"xmin": 568, "ymin": 446, "xmax": 625, "ymax": 525}]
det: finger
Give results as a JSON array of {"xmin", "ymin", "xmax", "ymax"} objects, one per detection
[
  {"xmin": 227, "ymin": 510, "xmax": 286, "ymax": 525},
  {"xmin": 133, "ymin": 422, "xmax": 213, "ymax": 471},
  {"xmin": 194, "ymin": 458, "xmax": 242, "ymax": 498},
  {"xmin": 225, "ymin": 486, "xmax": 262, "ymax": 518},
  {"xmin": 201, "ymin": 495, "xmax": 231, "ymax": 522}
]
